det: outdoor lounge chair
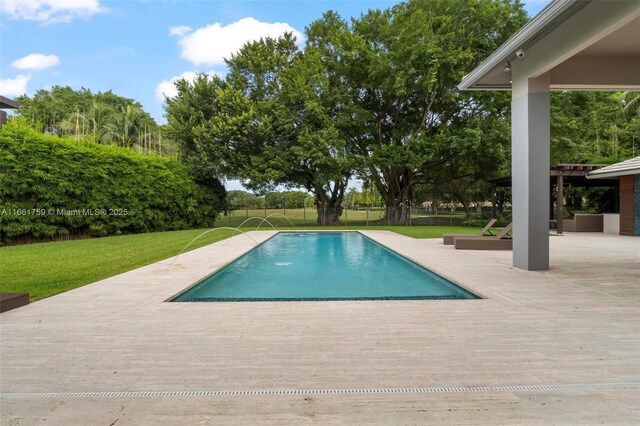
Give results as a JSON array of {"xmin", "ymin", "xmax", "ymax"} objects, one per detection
[
  {"xmin": 442, "ymin": 218, "xmax": 497, "ymax": 245},
  {"xmin": 453, "ymin": 222, "xmax": 513, "ymax": 250}
]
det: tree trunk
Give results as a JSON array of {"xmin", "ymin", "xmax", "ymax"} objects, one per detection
[
  {"xmin": 314, "ymin": 179, "xmax": 347, "ymax": 226},
  {"xmin": 316, "ymin": 205, "xmax": 343, "ymax": 225},
  {"xmin": 370, "ymin": 167, "xmax": 414, "ymax": 225},
  {"xmin": 383, "ymin": 190, "xmax": 412, "ymax": 225},
  {"xmin": 384, "ymin": 202, "xmax": 410, "ymax": 225},
  {"xmin": 459, "ymin": 199, "xmax": 470, "ymax": 218},
  {"xmin": 451, "ymin": 192, "xmax": 470, "ymax": 218}
]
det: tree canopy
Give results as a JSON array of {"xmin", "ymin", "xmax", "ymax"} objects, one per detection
[
  {"xmin": 320, "ymin": 0, "xmax": 527, "ymax": 223},
  {"xmin": 16, "ymin": 86, "xmax": 171, "ymax": 155},
  {"xmin": 163, "ymin": 0, "xmax": 637, "ymax": 224}
]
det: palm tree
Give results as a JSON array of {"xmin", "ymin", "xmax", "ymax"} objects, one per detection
[
  {"xmin": 58, "ymin": 109, "xmax": 88, "ymax": 141},
  {"xmin": 88, "ymin": 100, "xmax": 116, "ymax": 144},
  {"xmin": 618, "ymin": 91, "xmax": 640, "ymax": 117},
  {"xmin": 617, "ymin": 91, "xmax": 640, "ymax": 157},
  {"xmin": 117, "ymin": 105, "xmax": 144, "ymax": 148}
]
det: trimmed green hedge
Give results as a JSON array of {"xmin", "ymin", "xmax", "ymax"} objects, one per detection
[{"xmin": 0, "ymin": 122, "xmax": 225, "ymax": 243}]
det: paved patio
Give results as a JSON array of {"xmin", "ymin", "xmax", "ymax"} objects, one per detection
[{"xmin": 1, "ymin": 231, "xmax": 639, "ymax": 424}]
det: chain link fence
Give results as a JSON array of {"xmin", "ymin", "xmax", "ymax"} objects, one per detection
[{"xmin": 218, "ymin": 205, "xmax": 510, "ymax": 228}]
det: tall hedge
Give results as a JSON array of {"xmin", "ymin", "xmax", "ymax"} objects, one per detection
[{"xmin": 0, "ymin": 122, "xmax": 225, "ymax": 243}]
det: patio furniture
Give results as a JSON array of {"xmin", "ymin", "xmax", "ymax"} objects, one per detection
[
  {"xmin": 442, "ymin": 218, "xmax": 498, "ymax": 245},
  {"xmin": 453, "ymin": 223, "xmax": 513, "ymax": 250},
  {"xmin": 563, "ymin": 214, "xmax": 603, "ymax": 232}
]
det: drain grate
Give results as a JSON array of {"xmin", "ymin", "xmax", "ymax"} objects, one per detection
[{"xmin": 1, "ymin": 382, "xmax": 638, "ymax": 399}]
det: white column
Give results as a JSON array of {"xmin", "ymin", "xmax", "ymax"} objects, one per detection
[{"xmin": 511, "ymin": 73, "xmax": 550, "ymax": 271}]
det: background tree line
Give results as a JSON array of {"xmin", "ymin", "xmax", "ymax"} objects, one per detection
[
  {"xmin": 16, "ymin": 86, "xmax": 178, "ymax": 156},
  {"xmin": 227, "ymin": 185, "xmax": 385, "ymax": 211},
  {"xmin": 226, "ymin": 190, "xmax": 314, "ymax": 209}
]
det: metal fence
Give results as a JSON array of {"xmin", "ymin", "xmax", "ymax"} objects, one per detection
[{"xmin": 218, "ymin": 206, "xmax": 509, "ymax": 228}]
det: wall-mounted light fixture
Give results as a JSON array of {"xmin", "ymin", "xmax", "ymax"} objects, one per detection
[{"xmin": 504, "ymin": 61, "xmax": 511, "ymax": 73}]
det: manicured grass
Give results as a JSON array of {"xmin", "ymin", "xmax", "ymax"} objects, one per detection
[
  {"xmin": 0, "ymin": 225, "xmax": 481, "ymax": 301},
  {"xmin": 0, "ymin": 228, "xmax": 235, "ymax": 301}
]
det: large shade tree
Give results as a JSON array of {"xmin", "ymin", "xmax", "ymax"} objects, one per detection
[
  {"xmin": 326, "ymin": 0, "xmax": 528, "ymax": 223},
  {"xmin": 164, "ymin": 74, "xmax": 252, "ymax": 187},
  {"xmin": 166, "ymin": 34, "xmax": 357, "ymax": 224},
  {"xmin": 225, "ymin": 34, "xmax": 357, "ymax": 224}
]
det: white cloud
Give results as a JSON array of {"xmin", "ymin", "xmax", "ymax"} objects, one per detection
[
  {"xmin": 0, "ymin": 0, "xmax": 107, "ymax": 24},
  {"xmin": 155, "ymin": 71, "xmax": 219, "ymax": 102},
  {"xmin": 12, "ymin": 53, "xmax": 61, "ymax": 70},
  {"xmin": 169, "ymin": 25, "xmax": 192, "ymax": 36},
  {"xmin": 0, "ymin": 74, "xmax": 31, "ymax": 97},
  {"xmin": 173, "ymin": 17, "xmax": 302, "ymax": 67}
]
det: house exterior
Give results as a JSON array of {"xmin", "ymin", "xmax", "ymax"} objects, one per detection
[
  {"xmin": 459, "ymin": 0, "xmax": 640, "ymax": 270},
  {"xmin": 587, "ymin": 157, "xmax": 640, "ymax": 236}
]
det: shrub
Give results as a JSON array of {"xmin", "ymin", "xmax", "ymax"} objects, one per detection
[{"xmin": 0, "ymin": 121, "xmax": 225, "ymax": 243}]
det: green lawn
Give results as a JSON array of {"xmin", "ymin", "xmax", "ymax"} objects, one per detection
[{"xmin": 0, "ymin": 225, "xmax": 481, "ymax": 301}]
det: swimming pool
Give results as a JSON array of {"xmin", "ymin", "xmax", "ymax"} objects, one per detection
[{"xmin": 172, "ymin": 232, "xmax": 478, "ymax": 301}]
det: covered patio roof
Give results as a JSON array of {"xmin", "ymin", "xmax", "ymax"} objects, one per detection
[
  {"xmin": 0, "ymin": 96, "xmax": 19, "ymax": 130},
  {"xmin": 587, "ymin": 156, "xmax": 640, "ymax": 179},
  {"xmin": 0, "ymin": 95, "xmax": 19, "ymax": 109},
  {"xmin": 459, "ymin": 0, "xmax": 640, "ymax": 270},
  {"xmin": 459, "ymin": 1, "xmax": 640, "ymax": 91},
  {"xmin": 487, "ymin": 164, "xmax": 615, "ymax": 188}
]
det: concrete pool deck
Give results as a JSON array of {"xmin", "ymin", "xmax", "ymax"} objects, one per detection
[{"xmin": 1, "ymin": 231, "xmax": 638, "ymax": 424}]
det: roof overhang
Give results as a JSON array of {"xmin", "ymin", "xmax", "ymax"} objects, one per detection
[
  {"xmin": 488, "ymin": 164, "xmax": 617, "ymax": 188},
  {"xmin": 587, "ymin": 157, "xmax": 640, "ymax": 179},
  {"xmin": 0, "ymin": 95, "xmax": 19, "ymax": 109},
  {"xmin": 459, "ymin": 0, "xmax": 640, "ymax": 92}
]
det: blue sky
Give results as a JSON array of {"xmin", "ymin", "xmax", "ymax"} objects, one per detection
[{"xmin": 1, "ymin": 0, "xmax": 547, "ymax": 123}]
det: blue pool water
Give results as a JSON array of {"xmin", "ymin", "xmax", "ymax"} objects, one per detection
[{"xmin": 172, "ymin": 232, "xmax": 478, "ymax": 301}]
